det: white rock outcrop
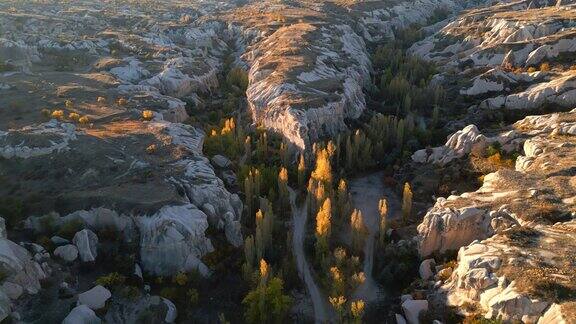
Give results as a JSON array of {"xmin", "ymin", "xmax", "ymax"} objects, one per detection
[
  {"xmin": 63, "ymin": 305, "xmax": 101, "ymax": 324},
  {"xmin": 54, "ymin": 244, "xmax": 78, "ymax": 262},
  {"xmin": 77, "ymin": 285, "xmax": 112, "ymax": 310},
  {"xmin": 0, "ymin": 120, "xmax": 76, "ymax": 159},
  {"xmin": 412, "ymin": 125, "xmax": 488, "ymax": 166},
  {"xmin": 402, "ymin": 299, "xmax": 428, "ymax": 324},
  {"xmin": 136, "ymin": 204, "xmax": 213, "ymax": 277},
  {"xmin": 72, "ymin": 229, "xmax": 99, "ymax": 262}
]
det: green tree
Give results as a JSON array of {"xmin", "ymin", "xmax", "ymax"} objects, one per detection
[{"xmin": 242, "ymin": 277, "xmax": 292, "ymax": 324}]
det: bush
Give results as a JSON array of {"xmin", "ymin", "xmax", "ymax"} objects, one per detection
[
  {"xmin": 95, "ymin": 272, "xmax": 126, "ymax": 288},
  {"xmin": 142, "ymin": 110, "xmax": 154, "ymax": 121},
  {"xmin": 187, "ymin": 288, "xmax": 199, "ymax": 305},
  {"xmin": 172, "ymin": 272, "xmax": 188, "ymax": 286},
  {"xmin": 57, "ymin": 219, "xmax": 84, "ymax": 239},
  {"xmin": 51, "ymin": 110, "xmax": 65, "ymax": 120},
  {"xmin": 69, "ymin": 112, "xmax": 80, "ymax": 121},
  {"xmin": 119, "ymin": 285, "xmax": 141, "ymax": 300},
  {"xmin": 36, "ymin": 236, "xmax": 54, "ymax": 252},
  {"xmin": 159, "ymin": 287, "xmax": 179, "ymax": 301},
  {"xmin": 374, "ymin": 242, "xmax": 419, "ymax": 291},
  {"xmin": 0, "ymin": 197, "xmax": 25, "ymax": 229},
  {"xmin": 226, "ymin": 67, "xmax": 249, "ymax": 92},
  {"xmin": 78, "ymin": 116, "xmax": 90, "ymax": 125}
]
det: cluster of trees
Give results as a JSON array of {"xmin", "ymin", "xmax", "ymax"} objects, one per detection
[
  {"xmin": 204, "ymin": 116, "xmax": 244, "ymax": 159},
  {"xmin": 302, "ymin": 145, "xmax": 378, "ymax": 322},
  {"xmin": 372, "ymin": 44, "xmax": 444, "ymax": 116},
  {"xmin": 242, "ymin": 260, "xmax": 292, "ymax": 323}
]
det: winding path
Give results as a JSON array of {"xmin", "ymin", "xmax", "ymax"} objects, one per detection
[
  {"xmin": 349, "ymin": 171, "xmax": 401, "ymax": 302},
  {"xmin": 289, "ymin": 188, "xmax": 335, "ymax": 323}
]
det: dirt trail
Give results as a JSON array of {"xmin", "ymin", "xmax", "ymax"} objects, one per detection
[
  {"xmin": 289, "ymin": 188, "xmax": 336, "ymax": 323},
  {"xmin": 349, "ymin": 171, "xmax": 401, "ymax": 302}
]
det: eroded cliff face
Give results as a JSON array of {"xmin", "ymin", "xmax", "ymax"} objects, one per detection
[
  {"xmin": 409, "ymin": 2, "xmax": 576, "ymax": 130},
  {"xmin": 221, "ymin": 0, "xmax": 478, "ymax": 149},
  {"xmin": 402, "ymin": 3, "xmax": 576, "ymax": 322},
  {"xmin": 413, "ymin": 107, "xmax": 576, "ymax": 321}
]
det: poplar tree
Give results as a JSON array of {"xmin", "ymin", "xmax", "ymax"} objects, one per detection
[
  {"xmin": 278, "ymin": 167, "xmax": 289, "ymax": 211},
  {"xmin": 297, "ymin": 154, "xmax": 306, "ymax": 189},
  {"xmin": 350, "ymin": 209, "xmax": 366, "ymax": 252},
  {"xmin": 244, "ymin": 171, "xmax": 254, "ymax": 219},
  {"xmin": 244, "ymin": 136, "xmax": 252, "ymax": 164},
  {"xmin": 378, "ymin": 198, "xmax": 388, "ymax": 246},
  {"xmin": 312, "ymin": 148, "xmax": 332, "ymax": 185},
  {"xmin": 402, "ymin": 182, "xmax": 413, "ymax": 225},
  {"xmin": 315, "ymin": 198, "xmax": 332, "ymax": 257}
]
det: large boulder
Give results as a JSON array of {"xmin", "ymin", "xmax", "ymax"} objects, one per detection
[
  {"xmin": 73, "ymin": 229, "xmax": 99, "ymax": 262},
  {"xmin": 136, "ymin": 204, "xmax": 214, "ymax": 276},
  {"xmin": 411, "ymin": 125, "xmax": 487, "ymax": 166},
  {"xmin": 63, "ymin": 305, "xmax": 101, "ymax": 324},
  {"xmin": 104, "ymin": 295, "xmax": 177, "ymax": 323},
  {"xmin": 0, "ymin": 237, "xmax": 47, "ymax": 294},
  {"xmin": 77, "ymin": 285, "xmax": 111, "ymax": 310},
  {"xmin": 401, "ymin": 299, "xmax": 428, "ymax": 324},
  {"xmin": 419, "ymin": 259, "xmax": 436, "ymax": 280},
  {"xmin": 54, "ymin": 245, "xmax": 78, "ymax": 263}
]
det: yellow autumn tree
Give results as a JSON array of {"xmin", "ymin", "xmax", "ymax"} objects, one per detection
[
  {"xmin": 311, "ymin": 148, "xmax": 332, "ymax": 184},
  {"xmin": 297, "ymin": 154, "xmax": 306, "ymax": 189},
  {"xmin": 278, "ymin": 167, "xmax": 289, "ymax": 210},
  {"xmin": 329, "ymin": 295, "xmax": 346, "ymax": 322},
  {"xmin": 350, "ymin": 209, "xmax": 366, "ymax": 252},
  {"xmin": 378, "ymin": 198, "xmax": 388, "ymax": 246},
  {"xmin": 336, "ymin": 179, "xmax": 350, "ymax": 221},
  {"xmin": 221, "ymin": 117, "xmax": 236, "ymax": 135},
  {"xmin": 402, "ymin": 182, "xmax": 413, "ymax": 225},
  {"xmin": 315, "ymin": 198, "xmax": 332, "ymax": 257},
  {"xmin": 351, "ymin": 300, "xmax": 365, "ymax": 323}
]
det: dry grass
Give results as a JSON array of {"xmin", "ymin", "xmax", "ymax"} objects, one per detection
[{"xmin": 85, "ymin": 120, "xmax": 147, "ymax": 138}]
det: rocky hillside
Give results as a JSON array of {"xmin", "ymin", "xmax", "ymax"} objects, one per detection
[
  {"xmin": 1, "ymin": 0, "xmax": 575, "ymax": 323},
  {"xmin": 401, "ymin": 2, "xmax": 576, "ymax": 323},
  {"xmin": 223, "ymin": 0, "xmax": 484, "ymax": 149}
]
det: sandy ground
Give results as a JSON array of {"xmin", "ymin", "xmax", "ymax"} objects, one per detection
[{"xmin": 349, "ymin": 171, "xmax": 401, "ymax": 302}]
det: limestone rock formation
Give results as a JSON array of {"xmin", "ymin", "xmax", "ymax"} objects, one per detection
[
  {"xmin": 418, "ymin": 109, "xmax": 576, "ymax": 321},
  {"xmin": 77, "ymin": 285, "xmax": 112, "ymax": 310},
  {"xmin": 73, "ymin": 229, "xmax": 99, "ymax": 262},
  {"xmin": 136, "ymin": 204, "xmax": 213, "ymax": 277},
  {"xmin": 54, "ymin": 245, "xmax": 79, "ymax": 263},
  {"xmin": 63, "ymin": 305, "xmax": 101, "ymax": 324}
]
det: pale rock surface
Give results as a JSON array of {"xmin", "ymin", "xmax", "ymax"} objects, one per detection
[
  {"xmin": 0, "ymin": 120, "xmax": 76, "ymax": 159},
  {"xmin": 538, "ymin": 303, "xmax": 569, "ymax": 324},
  {"xmin": 77, "ymin": 285, "xmax": 112, "ymax": 310},
  {"xmin": 63, "ymin": 305, "xmax": 101, "ymax": 324},
  {"xmin": 136, "ymin": 204, "xmax": 213, "ymax": 276},
  {"xmin": 72, "ymin": 229, "xmax": 99, "ymax": 262},
  {"xmin": 396, "ymin": 313, "xmax": 408, "ymax": 324},
  {"xmin": 402, "ymin": 299, "xmax": 428, "ymax": 324},
  {"xmin": 419, "ymin": 259, "xmax": 436, "ymax": 280},
  {"xmin": 421, "ymin": 110, "xmax": 576, "ymax": 321},
  {"xmin": 412, "ymin": 125, "xmax": 488, "ymax": 166},
  {"xmin": 54, "ymin": 244, "xmax": 79, "ymax": 262},
  {"xmin": 1, "ymin": 282, "xmax": 22, "ymax": 300},
  {"xmin": 109, "ymin": 58, "xmax": 150, "ymax": 84}
]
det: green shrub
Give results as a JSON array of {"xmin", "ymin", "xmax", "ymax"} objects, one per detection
[
  {"xmin": 0, "ymin": 197, "xmax": 25, "ymax": 229},
  {"xmin": 57, "ymin": 219, "xmax": 84, "ymax": 239},
  {"xmin": 187, "ymin": 288, "xmax": 199, "ymax": 305},
  {"xmin": 226, "ymin": 67, "xmax": 249, "ymax": 92},
  {"xmin": 119, "ymin": 285, "xmax": 141, "ymax": 300},
  {"xmin": 95, "ymin": 272, "xmax": 126, "ymax": 288},
  {"xmin": 159, "ymin": 287, "xmax": 179, "ymax": 301}
]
